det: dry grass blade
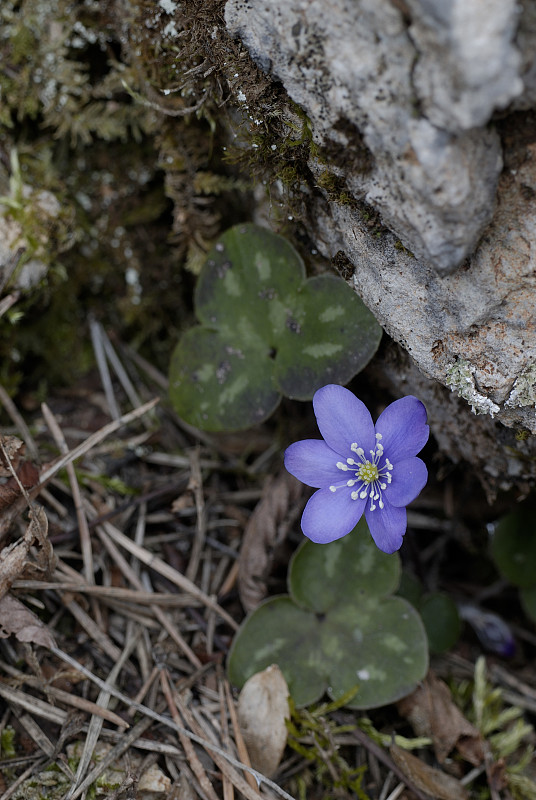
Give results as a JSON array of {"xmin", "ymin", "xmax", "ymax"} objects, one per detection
[
  {"xmin": 66, "ymin": 631, "xmax": 140, "ymax": 799},
  {"xmin": 219, "ymin": 680, "xmax": 234, "ymax": 800},
  {"xmin": 90, "ymin": 315, "xmax": 121, "ymax": 420},
  {"xmin": 41, "ymin": 402, "xmax": 95, "ymax": 585},
  {"xmin": 66, "ymin": 716, "xmax": 155, "ymax": 800},
  {"xmin": 0, "ymin": 683, "xmax": 67, "ymax": 725},
  {"xmin": 95, "ymin": 521, "xmax": 204, "ymax": 668},
  {"xmin": 17, "ymin": 713, "xmax": 74, "ymax": 780},
  {"xmin": 0, "ymin": 387, "xmax": 39, "ymax": 461},
  {"xmin": 10, "ymin": 580, "xmax": 199, "ymax": 606},
  {"xmin": 37, "ymin": 396, "xmax": 159, "ymax": 486},
  {"xmin": 99, "ymin": 324, "xmax": 145, "ymax": 412},
  {"xmin": 161, "ymin": 670, "xmax": 221, "ymax": 800},
  {"xmin": 223, "ymin": 678, "xmax": 258, "ymax": 794},
  {"xmin": 173, "ymin": 693, "xmax": 264, "ymax": 800},
  {"xmin": 63, "ymin": 596, "xmax": 124, "ymax": 664},
  {"xmin": 51, "ymin": 646, "xmax": 298, "ymax": 800},
  {"xmin": 0, "ymin": 291, "xmax": 20, "ymax": 319},
  {"xmin": 0, "ymin": 658, "xmax": 127, "ymax": 726},
  {"xmin": 101, "ymin": 520, "xmax": 238, "ymax": 630},
  {"xmin": 185, "ymin": 448, "xmax": 207, "ymax": 582}
]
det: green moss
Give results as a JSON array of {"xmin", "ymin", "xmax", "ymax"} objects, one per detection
[
  {"xmin": 0, "ymin": 0, "xmax": 373, "ymax": 407},
  {"xmin": 1, "ymin": 726, "xmax": 16, "ymax": 758},
  {"xmin": 394, "ymin": 239, "xmax": 415, "ymax": 257}
]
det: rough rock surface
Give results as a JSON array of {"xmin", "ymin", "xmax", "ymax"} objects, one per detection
[
  {"xmin": 225, "ymin": 0, "xmax": 536, "ymax": 486},
  {"xmin": 226, "ymin": 0, "xmax": 511, "ymax": 275}
]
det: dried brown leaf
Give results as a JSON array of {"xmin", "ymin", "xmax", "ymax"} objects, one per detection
[
  {"xmin": 0, "ymin": 460, "xmax": 39, "ymax": 510},
  {"xmin": 397, "ymin": 671, "xmax": 484, "ymax": 766},
  {"xmin": 390, "ymin": 744, "xmax": 469, "ymax": 800},
  {"xmin": 0, "ymin": 435, "xmax": 25, "ymax": 476},
  {"xmin": 0, "ymin": 593, "xmax": 56, "ymax": 649},
  {"xmin": 237, "ymin": 664, "xmax": 290, "ymax": 777},
  {"xmin": 0, "ymin": 506, "xmax": 55, "ymax": 598},
  {"xmin": 19, "ymin": 505, "xmax": 55, "ymax": 581},
  {"xmin": 238, "ymin": 471, "xmax": 302, "ymax": 612}
]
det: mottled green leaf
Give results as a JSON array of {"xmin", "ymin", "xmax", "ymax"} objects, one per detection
[
  {"xmin": 168, "ymin": 326, "xmax": 280, "ymax": 431},
  {"xmin": 169, "ymin": 224, "xmax": 382, "ymax": 431},
  {"xmin": 274, "ymin": 275, "xmax": 382, "ymax": 400},
  {"xmin": 195, "ymin": 223, "xmax": 305, "ymax": 346},
  {"xmin": 325, "ymin": 596, "xmax": 428, "ymax": 708},
  {"xmin": 289, "ymin": 518, "xmax": 399, "ymax": 613},
  {"xmin": 227, "ymin": 597, "xmax": 326, "ymax": 707},
  {"xmin": 228, "ymin": 520, "xmax": 428, "ymax": 709}
]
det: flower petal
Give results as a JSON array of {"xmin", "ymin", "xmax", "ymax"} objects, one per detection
[
  {"xmin": 284, "ymin": 439, "xmax": 345, "ymax": 488},
  {"xmin": 300, "ymin": 487, "xmax": 366, "ymax": 544},
  {"xmin": 365, "ymin": 499, "xmax": 407, "ymax": 554},
  {"xmin": 385, "ymin": 457, "xmax": 428, "ymax": 507},
  {"xmin": 313, "ymin": 384, "xmax": 375, "ymax": 457},
  {"xmin": 375, "ymin": 396, "xmax": 429, "ymax": 462}
]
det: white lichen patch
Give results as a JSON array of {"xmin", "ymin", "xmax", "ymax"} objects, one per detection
[
  {"xmin": 506, "ymin": 365, "xmax": 536, "ymax": 408},
  {"xmin": 159, "ymin": 0, "xmax": 178, "ymax": 13},
  {"xmin": 446, "ymin": 359, "xmax": 500, "ymax": 417}
]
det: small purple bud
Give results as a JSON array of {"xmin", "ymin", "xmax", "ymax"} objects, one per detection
[{"xmin": 459, "ymin": 604, "xmax": 516, "ymax": 658}]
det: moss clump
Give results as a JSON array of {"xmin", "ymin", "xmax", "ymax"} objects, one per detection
[
  {"xmin": 0, "ymin": 0, "xmax": 247, "ymax": 397},
  {"xmin": 1, "ymin": 726, "xmax": 16, "ymax": 758},
  {"xmin": 0, "ymin": 0, "xmax": 377, "ymax": 404}
]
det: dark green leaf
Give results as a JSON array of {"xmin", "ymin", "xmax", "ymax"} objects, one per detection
[{"xmin": 491, "ymin": 507, "xmax": 536, "ymax": 589}]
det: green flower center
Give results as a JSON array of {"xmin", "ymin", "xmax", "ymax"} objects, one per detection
[
  {"xmin": 329, "ymin": 433, "xmax": 394, "ymax": 512},
  {"xmin": 357, "ymin": 461, "xmax": 379, "ymax": 484}
]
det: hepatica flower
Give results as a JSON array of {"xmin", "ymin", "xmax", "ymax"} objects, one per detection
[{"xmin": 284, "ymin": 384, "xmax": 429, "ymax": 554}]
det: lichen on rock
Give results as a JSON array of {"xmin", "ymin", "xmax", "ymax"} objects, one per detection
[{"xmin": 224, "ymin": 0, "xmax": 536, "ymax": 486}]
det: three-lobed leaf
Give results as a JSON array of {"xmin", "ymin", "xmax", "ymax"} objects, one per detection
[
  {"xmin": 228, "ymin": 519, "xmax": 428, "ymax": 709},
  {"xmin": 169, "ymin": 224, "xmax": 382, "ymax": 431}
]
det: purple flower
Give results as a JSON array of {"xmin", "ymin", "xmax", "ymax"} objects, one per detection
[{"xmin": 284, "ymin": 385, "xmax": 429, "ymax": 554}]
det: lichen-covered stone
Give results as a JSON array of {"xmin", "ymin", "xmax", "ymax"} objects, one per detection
[
  {"xmin": 225, "ymin": 0, "xmax": 503, "ymax": 275},
  {"xmin": 225, "ymin": 0, "xmax": 536, "ymax": 485}
]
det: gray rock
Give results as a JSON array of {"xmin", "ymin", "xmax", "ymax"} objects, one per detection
[
  {"xmin": 407, "ymin": 0, "xmax": 523, "ymax": 130},
  {"xmin": 225, "ymin": 0, "xmax": 536, "ymax": 485},
  {"xmin": 225, "ymin": 0, "xmax": 503, "ymax": 275}
]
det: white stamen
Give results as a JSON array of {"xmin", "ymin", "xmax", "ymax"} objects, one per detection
[
  {"xmin": 329, "ymin": 485, "xmax": 337, "ymax": 492},
  {"xmin": 336, "ymin": 436, "xmax": 397, "ymax": 513}
]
